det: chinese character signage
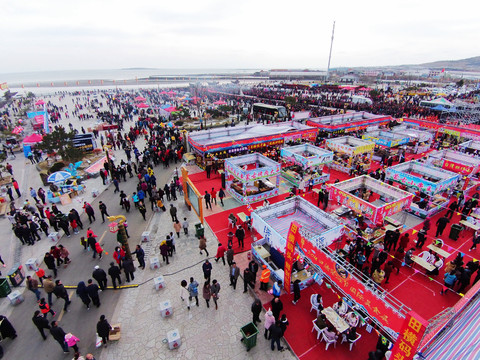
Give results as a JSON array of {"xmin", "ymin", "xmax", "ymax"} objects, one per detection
[
  {"xmin": 389, "ymin": 312, "xmax": 428, "ymax": 360},
  {"xmin": 283, "ymin": 222, "xmax": 300, "ymax": 292}
]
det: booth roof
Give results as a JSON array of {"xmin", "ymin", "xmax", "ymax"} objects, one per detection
[
  {"xmin": 387, "ymin": 160, "xmax": 460, "ymax": 182},
  {"xmin": 308, "ymin": 111, "xmax": 388, "ymax": 125},
  {"xmin": 188, "ymin": 121, "xmax": 315, "ymax": 147},
  {"xmin": 429, "ymin": 150, "xmax": 480, "ymax": 167},
  {"xmin": 281, "ymin": 143, "xmax": 333, "ymax": 157},
  {"xmin": 364, "ymin": 130, "xmax": 410, "ymax": 140},
  {"xmin": 326, "ymin": 135, "xmax": 374, "ymax": 148},
  {"xmin": 225, "ymin": 152, "xmax": 280, "ymax": 169}
]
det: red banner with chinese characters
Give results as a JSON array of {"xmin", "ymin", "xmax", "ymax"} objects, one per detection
[
  {"xmin": 389, "ymin": 312, "xmax": 428, "ymax": 360},
  {"xmin": 286, "ymin": 226, "xmax": 406, "ymax": 333},
  {"xmin": 441, "ymin": 159, "xmax": 474, "ymax": 175},
  {"xmin": 283, "ymin": 222, "xmax": 300, "ymax": 292}
]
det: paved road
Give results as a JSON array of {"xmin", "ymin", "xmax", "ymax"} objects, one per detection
[{"xmin": 3, "ymin": 151, "xmax": 178, "ymax": 359}]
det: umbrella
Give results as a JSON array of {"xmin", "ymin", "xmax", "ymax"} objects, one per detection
[
  {"xmin": 136, "ymin": 103, "xmax": 149, "ymax": 108},
  {"xmin": 12, "ymin": 126, "xmax": 23, "ymax": 134},
  {"xmin": 23, "ymin": 134, "xmax": 44, "ymax": 144},
  {"xmin": 47, "ymin": 171, "xmax": 72, "ymax": 183},
  {"xmin": 35, "ymin": 99, "xmax": 45, "ymax": 106},
  {"xmin": 135, "ymin": 96, "xmax": 146, "ymax": 102}
]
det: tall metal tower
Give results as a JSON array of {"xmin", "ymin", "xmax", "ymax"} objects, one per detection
[{"xmin": 326, "ymin": 21, "xmax": 336, "ymax": 83}]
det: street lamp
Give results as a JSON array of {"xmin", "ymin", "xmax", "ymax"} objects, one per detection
[{"xmin": 107, "ymin": 215, "xmax": 131, "ymax": 259}]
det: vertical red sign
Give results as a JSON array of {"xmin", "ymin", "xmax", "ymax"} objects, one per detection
[
  {"xmin": 389, "ymin": 311, "xmax": 428, "ymax": 360},
  {"xmin": 284, "ymin": 222, "xmax": 300, "ymax": 293}
]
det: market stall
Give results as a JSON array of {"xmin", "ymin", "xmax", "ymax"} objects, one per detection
[
  {"xmin": 325, "ymin": 136, "xmax": 375, "ymax": 173},
  {"xmin": 391, "ymin": 127, "xmax": 434, "ymax": 154},
  {"xmin": 187, "ymin": 121, "xmax": 317, "ymax": 168},
  {"xmin": 279, "ymin": 143, "xmax": 333, "ymax": 187},
  {"xmin": 306, "ymin": 112, "xmax": 392, "ymax": 134},
  {"xmin": 427, "ymin": 149, "xmax": 480, "ymax": 176},
  {"xmin": 459, "ymin": 140, "xmax": 480, "ymax": 156},
  {"xmin": 250, "ymin": 196, "xmax": 344, "ymax": 289},
  {"xmin": 385, "ymin": 161, "xmax": 460, "ymax": 218},
  {"xmin": 329, "ymin": 175, "xmax": 413, "ymax": 240},
  {"xmin": 362, "ymin": 130, "xmax": 411, "ymax": 162},
  {"xmin": 224, "ymin": 153, "xmax": 281, "ymax": 204}
]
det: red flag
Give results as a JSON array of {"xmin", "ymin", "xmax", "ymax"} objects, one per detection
[{"xmin": 441, "ymin": 68, "xmax": 445, "ymax": 73}]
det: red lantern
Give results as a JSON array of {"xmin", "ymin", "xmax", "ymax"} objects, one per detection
[{"xmin": 108, "ymin": 222, "xmax": 119, "ymax": 233}]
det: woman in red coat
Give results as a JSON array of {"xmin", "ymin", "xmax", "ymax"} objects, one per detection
[{"xmin": 113, "ymin": 247, "xmax": 125, "ymax": 268}]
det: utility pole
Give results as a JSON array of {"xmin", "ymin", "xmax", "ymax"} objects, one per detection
[{"xmin": 326, "ymin": 21, "xmax": 336, "ymax": 83}]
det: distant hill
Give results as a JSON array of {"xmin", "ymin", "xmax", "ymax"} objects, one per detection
[{"xmin": 418, "ymin": 56, "xmax": 480, "ymax": 71}]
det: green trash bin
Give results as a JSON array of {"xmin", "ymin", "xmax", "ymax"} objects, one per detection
[
  {"xmin": 449, "ymin": 224, "xmax": 463, "ymax": 241},
  {"xmin": 0, "ymin": 278, "xmax": 12, "ymax": 298},
  {"xmin": 240, "ymin": 322, "xmax": 259, "ymax": 351},
  {"xmin": 195, "ymin": 223, "xmax": 204, "ymax": 238}
]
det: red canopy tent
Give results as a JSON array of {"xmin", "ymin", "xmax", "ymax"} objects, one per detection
[
  {"xmin": 135, "ymin": 96, "xmax": 146, "ymax": 102},
  {"xmin": 136, "ymin": 103, "xmax": 150, "ymax": 108},
  {"xmin": 35, "ymin": 99, "xmax": 45, "ymax": 106},
  {"xmin": 23, "ymin": 134, "xmax": 44, "ymax": 144}
]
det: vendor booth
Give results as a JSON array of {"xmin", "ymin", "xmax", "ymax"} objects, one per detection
[
  {"xmin": 224, "ymin": 153, "xmax": 281, "ymax": 204},
  {"xmin": 250, "ymin": 196, "xmax": 344, "ymax": 289},
  {"xmin": 306, "ymin": 112, "xmax": 392, "ymax": 134},
  {"xmin": 325, "ymin": 136, "xmax": 374, "ymax": 173},
  {"xmin": 459, "ymin": 139, "xmax": 480, "ymax": 155},
  {"xmin": 362, "ymin": 130, "xmax": 411, "ymax": 162},
  {"xmin": 329, "ymin": 175, "xmax": 413, "ymax": 234},
  {"xmin": 187, "ymin": 121, "xmax": 317, "ymax": 168},
  {"xmin": 391, "ymin": 127, "xmax": 434, "ymax": 154},
  {"xmin": 385, "ymin": 161, "xmax": 460, "ymax": 218},
  {"xmin": 279, "ymin": 143, "xmax": 333, "ymax": 187},
  {"xmin": 427, "ymin": 149, "xmax": 480, "ymax": 176}
]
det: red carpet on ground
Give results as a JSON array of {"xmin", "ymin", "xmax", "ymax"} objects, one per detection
[{"xmin": 262, "ymin": 282, "xmax": 379, "ymax": 360}]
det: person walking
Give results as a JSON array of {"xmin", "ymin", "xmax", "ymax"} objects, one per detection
[
  {"xmin": 264, "ymin": 310, "xmax": 275, "ymax": 340},
  {"xmin": 188, "ymin": 277, "xmax": 200, "ymax": 307},
  {"xmin": 204, "ymin": 191, "xmax": 212, "ymax": 210},
  {"xmin": 251, "ymin": 299, "xmax": 262, "ymax": 325},
  {"xmin": 235, "ymin": 225, "xmax": 245, "ymax": 248},
  {"xmin": 53, "ymin": 280, "xmax": 71, "ymax": 311},
  {"xmin": 44, "ymin": 252, "xmax": 57, "ymax": 278},
  {"xmin": 58, "ymin": 244, "xmax": 71, "ymax": 265},
  {"xmin": 12, "ymin": 178, "xmax": 21, "ymax": 198},
  {"xmin": 210, "ymin": 187, "xmax": 217, "ymax": 205},
  {"xmin": 202, "ymin": 281, "xmax": 211, "ymax": 308},
  {"xmin": 260, "ymin": 265, "xmax": 271, "ymax": 291},
  {"xmin": 96, "ymin": 315, "xmax": 111, "ymax": 348},
  {"xmin": 169, "ymin": 204, "xmax": 178, "ymax": 222},
  {"xmin": 210, "ymin": 279, "xmax": 221, "ymax": 310},
  {"xmin": 229, "ymin": 262, "xmax": 240, "ymax": 290},
  {"xmin": 88, "ymin": 236, "xmax": 98, "ymax": 259},
  {"xmin": 226, "ymin": 245, "xmax": 234, "ymax": 266},
  {"xmin": 271, "ymin": 297, "xmax": 283, "ymax": 321},
  {"xmin": 218, "ymin": 188, "xmax": 225, "ymax": 206},
  {"xmin": 123, "ymin": 257, "xmax": 135, "ymax": 282},
  {"xmin": 243, "ymin": 268, "xmax": 255, "ymax": 293},
  {"xmin": 108, "ymin": 262, "xmax": 122, "ymax": 289},
  {"xmin": 39, "ymin": 298, "xmax": 56, "ymax": 318},
  {"xmin": 270, "ymin": 320, "xmax": 284, "ymax": 351},
  {"xmin": 180, "ymin": 280, "xmax": 191, "ymax": 310},
  {"xmin": 99, "ymin": 202, "xmax": 109, "ymax": 223},
  {"xmin": 113, "ymin": 247, "xmax": 125, "ymax": 269},
  {"xmin": 32, "ymin": 310, "xmax": 51, "ymax": 340},
  {"xmin": 92, "ymin": 266, "xmax": 108, "ymax": 291},
  {"xmin": 50, "ymin": 321, "xmax": 69, "ymax": 353},
  {"xmin": 27, "ymin": 275, "xmax": 41, "ymax": 301},
  {"xmin": 160, "ymin": 241, "xmax": 170, "ymax": 265},
  {"xmin": 436, "ymin": 216, "xmax": 450, "ymax": 237},
  {"xmin": 173, "ymin": 220, "xmax": 181, "ymax": 238},
  {"xmin": 249, "ymin": 260, "xmax": 259, "ymax": 283},
  {"xmin": 182, "ymin": 218, "xmax": 189, "ymax": 235},
  {"xmin": 138, "ymin": 201, "xmax": 147, "ymax": 220},
  {"xmin": 87, "ymin": 279, "xmax": 101, "ymax": 308},
  {"xmin": 199, "ymin": 235, "xmax": 209, "ymax": 256},
  {"xmin": 202, "ymin": 259, "xmax": 212, "ymax": 282},
  {"xmin": 43, "ymin": 275, "xmax": 55, "ymax": 306},
  {"xmin": 215, "ymin": 243, "xmax": 227, "ymax": 265},
  {"xmin": 131, "ymin": 244, "xmax": 145, "ymax": 269},
  {"xmin": 38, "ymin": 187, "xmax": 46, "ymax": 205},
  {"xmin": 30, "ymin": 187, "xmax": 39, "ymax": 203},
  {"xmin": 84, "ymin": 202, "xmax": 96, "ymax": 223},
  {"xmin": 65, "ymin": 332, "xmax": 80, "ymax": 353},
  {"xmin": 292, "ymin": 279, "xmax": 301, "ymax": 305},
  {"xmin": 76, "ymin": 281, "xmax": 91, "ymax": 309}
]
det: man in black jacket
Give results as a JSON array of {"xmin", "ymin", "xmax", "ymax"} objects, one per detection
[
  {"xmin": 99, "ymin": 201, "xmax": 110, "ymax": 223},
  {"xmin": 108, "ymin": 262, "xmax": 122, "ymax": 289},
  {"xmin": 32, "ymin": 310, "xmax": 50, "ymax": 340},
  {"xmin": 87, "ymin": 279, "xmax": 101, "ymax": 307},
  {"xmin": 132, "ymin": 244, "xmax": 145, "ymax": 269},
  {"xmin": 92, "ymin": 265, "xmax": 108, "ymax": 290},
  {"xmin": 53, "ymin": 280, "xmax": 71, "ymax": 311},
  {"xmin": 50, "ymin": 321, "xmax": 69, "ymax": 353}
]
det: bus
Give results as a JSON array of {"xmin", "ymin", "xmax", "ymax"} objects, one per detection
[{"xmin": 252, "ymin": 103, "xmax": 288, "ymax": 122}]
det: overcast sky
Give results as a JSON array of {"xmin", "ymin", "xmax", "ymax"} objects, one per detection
[{"xmin": 1, "ymin": 0, "xmax": 479, "ymax": 73}]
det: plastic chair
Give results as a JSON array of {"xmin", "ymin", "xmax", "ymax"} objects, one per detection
[
  {"xmin": 322, "ymin": 331, "xmax": 337, "ymax": 350},
  {"xmin": 345, "ymin": 312, "xmax": 359, "ymax": 327},
  {"xmin": 418, "ymin": 251, "xmax": 432, "ymax": 261},
  {"xmin": 311, "ymin": 320, "xmax": 324, "ymax": 340},
  {"xmin": 341, "ymin": 333, "xmax": 362, "ymax": 351},
  {"xmin": 310, "ymin": 294, "xmax": 321, "ymax": 315}
]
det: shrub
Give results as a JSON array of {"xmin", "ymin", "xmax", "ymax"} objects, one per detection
[{"xmin": 49, "ymin": 162, "xmax": 65, "ymax": 174}]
